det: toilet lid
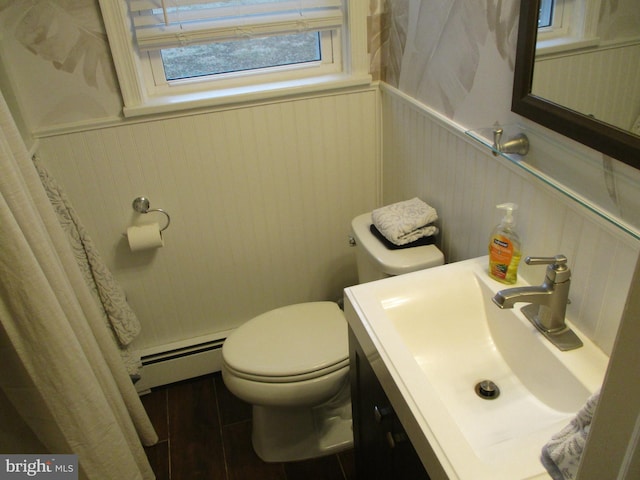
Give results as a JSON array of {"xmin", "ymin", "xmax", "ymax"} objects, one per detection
[{"xmin": 222, "ymin": 302, "xmax": 348, "ymax": 379}]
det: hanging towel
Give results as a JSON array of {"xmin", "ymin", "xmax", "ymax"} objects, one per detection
[
  {"xmin": 540, "ymin": 390, "xmax": 601, "ymax": 480},
  {"xmin": 372, "ymin": 197, "xmax": 439, "ymax": 246},
  {"xmin": 33, "ymin": 156, "xmax": 142, "ymax": 376}
]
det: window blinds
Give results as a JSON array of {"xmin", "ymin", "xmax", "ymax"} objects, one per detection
[{"xmin": 129, "ymin": 0, "xmax": 344, "ymax": 50}]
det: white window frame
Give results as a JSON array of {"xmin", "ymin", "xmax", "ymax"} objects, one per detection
[
  {"xmin": 538, "ymin": 0, "xmax": 571, "ymax": 39},
  {"xmin": 98, "ymin": 0, "xmax": 370, "ymax": 117},
  {"xmin": 536, "ymin": 0, "xmax": 602, "ymax": 56}
]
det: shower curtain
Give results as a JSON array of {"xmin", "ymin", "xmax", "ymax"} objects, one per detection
[{"xmin": 0, "ymin": 90, "xmax": 157, "ymax": 478}]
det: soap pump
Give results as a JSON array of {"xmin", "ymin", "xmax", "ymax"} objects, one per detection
[{"xmin": 488, "ymin": 203, "xmax": 522, "ymax": 284}]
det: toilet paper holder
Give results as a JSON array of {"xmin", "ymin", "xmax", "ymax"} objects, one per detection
[{"xmin": 131, "ymin": 196, "xmax": 171, "ymax": 232}]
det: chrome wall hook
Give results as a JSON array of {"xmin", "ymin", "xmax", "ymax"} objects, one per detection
[
  {"xmin": 132, "ymin": 196, "xmax": 171, "ymax": 232},
  {"xmin": 493, "ymin": 128, "xmax": 530, "ymax": 156}
]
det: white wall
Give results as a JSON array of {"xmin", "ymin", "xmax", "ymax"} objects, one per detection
[
  {"xmin": 381, "ymin": 85, "xmax": 640, "ymax": 356},
  {"xmin": 38, "ymin": 89, "xmax": 380, "ymax": 353},
  {"xmin": 36, "ymin": 82, "xmax": 640, "ymax": 362}
]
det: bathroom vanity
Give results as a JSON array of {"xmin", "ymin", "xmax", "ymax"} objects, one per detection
[
  {"xmin": 349, "ymin": 327, "xmax": 429, "ymax": 479},
  {"xmin": 344, "ymin": 256, "xmax": 608, "ymax": 480}
]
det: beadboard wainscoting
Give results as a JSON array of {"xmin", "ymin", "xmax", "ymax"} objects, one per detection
[
  {"xmin": 533, "ymin": 42, "xmax": 640, "ymax": 135},
  {"xmin": 37, "ymin": 89, "xmax": 380, "ymax": 388},
  {"xmin": 380, "ymin": 84, "xmax": 640, "ymax": 357},
  {"xmin": 36, "ymin": 83, "xmax": 640, "ymax": 387}
]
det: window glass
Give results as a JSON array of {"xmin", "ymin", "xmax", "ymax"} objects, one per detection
[
  {"xmin": 160, "ymin": 32, "xmax": 322, "ymax": 81},
  {"xmin": 538, "ymin": 0, "xmax": 554, "ymax": 28}
]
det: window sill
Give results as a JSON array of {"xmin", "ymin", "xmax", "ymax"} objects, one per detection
[
  {"xmin": 123, "ymin": 73, "xmax": 372, "ymax": 118},
  {"xmin": 535, "ymin": 36, "xmax": 600, "ymax": 57}
]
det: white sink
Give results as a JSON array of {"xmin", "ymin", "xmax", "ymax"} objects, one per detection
[{"xmin": 345, "ymin": 256, "xmax": 608, "ymax": 480}]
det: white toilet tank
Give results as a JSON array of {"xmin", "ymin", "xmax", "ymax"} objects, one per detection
[{"xmin": 351, "ymin": 212, "xmax": 445, "ymax": 283}]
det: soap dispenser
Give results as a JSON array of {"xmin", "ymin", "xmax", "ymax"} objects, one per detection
[{"xmin": 488, "ymin": 203, "xmax": 522, "ymax": 284}]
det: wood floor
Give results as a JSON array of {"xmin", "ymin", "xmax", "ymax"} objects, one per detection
[{"xmin": 141, "ymin": 373, "xmax": 355, "ymax": 480}]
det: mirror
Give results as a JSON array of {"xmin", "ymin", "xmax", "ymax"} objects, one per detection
[{"xmin": 512, "ymin": 0, "xmax": 640, "ymax": 169}]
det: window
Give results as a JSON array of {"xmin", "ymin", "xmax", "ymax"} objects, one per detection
[
  {"xmin": 537, "ymin": 0, "xmax": 569, "ymax": 38},
  {"xmin": 538, "ymin": 0, "xmax": 554, "ymax": 29},
  {"xmin": 99, "ymin": 0, "xmax": 369, "ymax": 116},
  {"xmin": 536, "ymin": 0, "xmax": 601, "ymax": 55},
  {"xmin": 133, "ymin": 0, "xmax": 341, "ymax": 88}
]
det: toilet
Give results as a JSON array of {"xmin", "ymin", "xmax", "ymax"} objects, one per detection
[{"xmin": 221, "ymin": 212, "xmax": 444, "ymax": 462}]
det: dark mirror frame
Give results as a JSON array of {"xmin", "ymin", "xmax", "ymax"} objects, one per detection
[{"xmin": 512, "ymin": 0, "xmax": 640, "ymax": 169}]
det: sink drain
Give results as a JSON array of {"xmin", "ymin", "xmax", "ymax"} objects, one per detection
[{"xmin": 475, "ymin": 380, "xmax": 500, "ymax": 400}]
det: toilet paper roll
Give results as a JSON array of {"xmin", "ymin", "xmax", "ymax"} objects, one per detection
[{"xmin": 127, "ymin": 223, "xmax": 164, "ymax": 251}]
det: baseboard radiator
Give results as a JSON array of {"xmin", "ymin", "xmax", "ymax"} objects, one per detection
[{"xmin": 135, "ymin": 334, "xmax": 228, "ymax": 394}]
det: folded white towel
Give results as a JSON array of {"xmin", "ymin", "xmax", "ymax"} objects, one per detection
[
  {"xmin": 372, "ymin": 198, "xmax": 439, "ymax": 246},
  {"xmin": 540, "ymin": 390, "xmax": 600, "ymax": 480}
]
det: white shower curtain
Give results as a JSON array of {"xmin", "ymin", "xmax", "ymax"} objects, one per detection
[{"xmin": 0, "ymin": 90, "xmax": 157, "ymax": 478}]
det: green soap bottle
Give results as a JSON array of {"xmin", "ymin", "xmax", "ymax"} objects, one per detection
[{"xmin": 488, "ymin": 203, "xmax": 522, "ymax": 284}]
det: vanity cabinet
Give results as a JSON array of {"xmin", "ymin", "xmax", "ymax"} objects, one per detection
[{"xmin": 349, "ymin": 328, "xmax": 430, "ymax": 480}]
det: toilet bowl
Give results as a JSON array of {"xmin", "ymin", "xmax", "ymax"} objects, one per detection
[
  {"xmin": 222, "ymin": 211, "xmax": 444, "ymax": 462},
  {"xmin": 222, "ymin": 301, "xmax": 351, "ymax": 462}
]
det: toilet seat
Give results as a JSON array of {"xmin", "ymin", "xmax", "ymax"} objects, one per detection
[{"xmin": 222, "ymin": 302, "xmax": 348, "ymax": 383}]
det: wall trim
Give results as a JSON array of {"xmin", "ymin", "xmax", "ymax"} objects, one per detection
[
  {"xmin": 380, "ymin": 83, "xmax": 469, "ymax": 137},
  {"xmin": 33, "ymin": 84, "xmax": 379, "ymax": 139}
]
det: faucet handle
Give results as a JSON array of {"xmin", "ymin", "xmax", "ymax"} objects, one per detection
[
  {"xmin": 525, "ymin": 255, "xmax": 570, "ymax": 282},
  {"xmin": 525, "ymin": 254, "xmax": 567, "ymax": 267}
]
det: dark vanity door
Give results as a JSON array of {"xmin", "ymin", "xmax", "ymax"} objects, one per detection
[{"xmin": 349, "ymin": 328, "xmax": 430, "ymax": 480}]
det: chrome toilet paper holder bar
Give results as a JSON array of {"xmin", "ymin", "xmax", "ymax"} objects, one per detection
[{"xmin": 131, "ymin": 196, "xmax": 171, "ymax": 232}]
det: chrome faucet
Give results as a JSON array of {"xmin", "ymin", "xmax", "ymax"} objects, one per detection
[{"xmin": 492, "ymin": 255, "xmax": 583, "ymax": 351}]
